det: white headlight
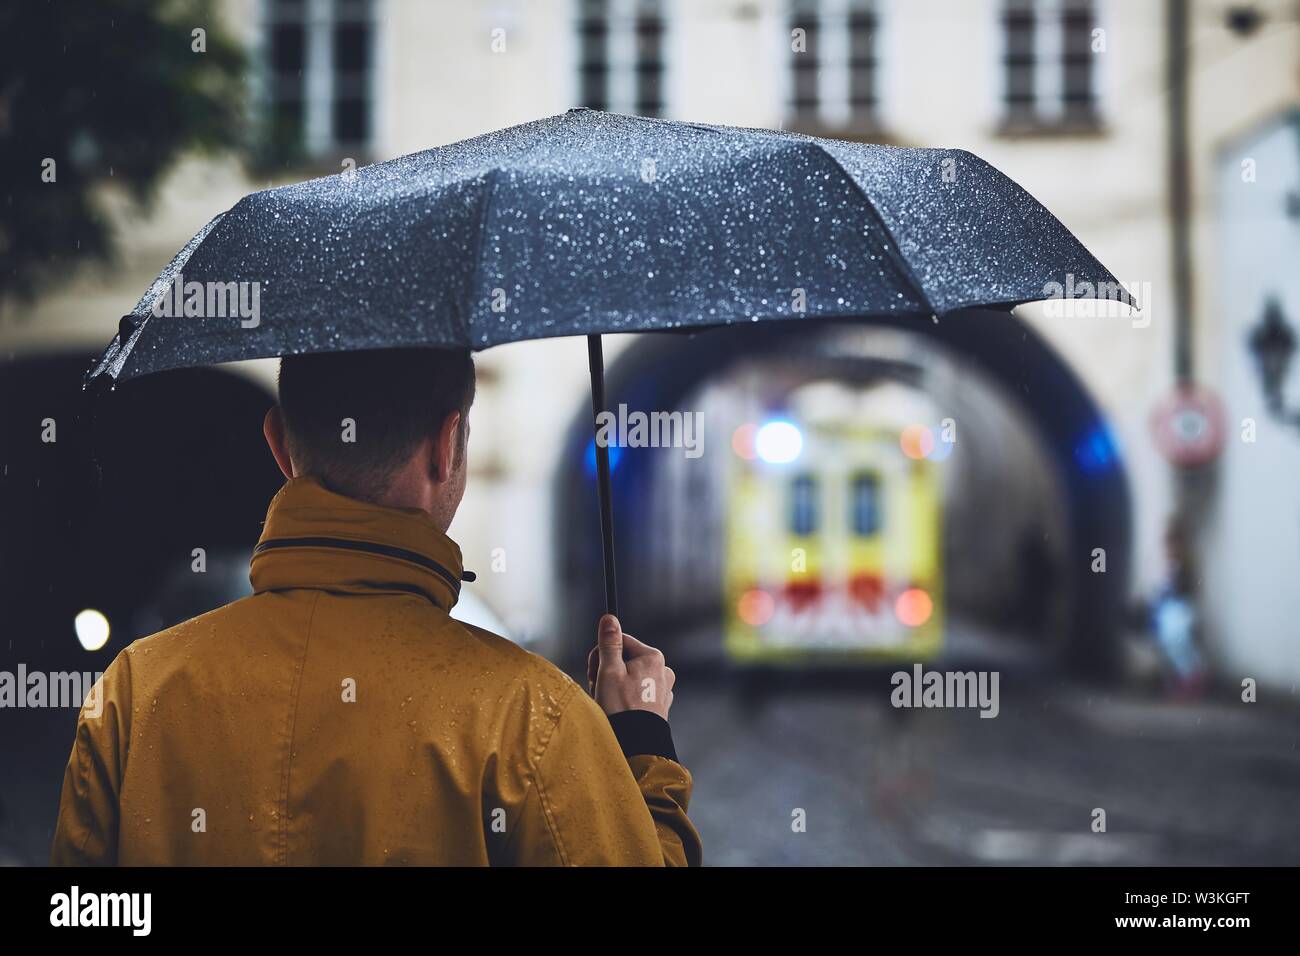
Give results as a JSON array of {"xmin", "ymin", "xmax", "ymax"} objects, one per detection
[{"xmin": 755, "ymin": 420, "xmax": 803, "ymax": 464}]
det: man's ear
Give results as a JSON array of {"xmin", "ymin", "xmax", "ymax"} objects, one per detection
[
  {"xmin": 263, "ymin": 406, "xmax": 295, "ymax": 480},
  {"xmin": 434, "ymin": 410, "xmax": 462, "ymax": 483}
]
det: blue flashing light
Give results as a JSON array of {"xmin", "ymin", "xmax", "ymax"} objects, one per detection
[
  {"xmin": 1074, "ymin": 423, "xmax": 1118, "ymax": 474},
  {"xmin": 584, "ymin": 439, "xmax": 624, "ymax": 478}
]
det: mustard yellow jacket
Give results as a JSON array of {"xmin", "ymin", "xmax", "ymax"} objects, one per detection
[{"xmin": 52, "ymin": 478, "xmax": 701, "ymax": 866}]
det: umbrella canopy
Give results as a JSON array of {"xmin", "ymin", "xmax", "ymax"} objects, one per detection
[
  {"xmin": 88, "ymin": 108, "xmax": 1128, "ymax": 383},
  {"xmin": 85, "ymin": 107, "xmax": 1131, "ymax": 616}
]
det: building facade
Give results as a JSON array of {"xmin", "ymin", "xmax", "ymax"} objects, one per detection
[{"xmin": 4, "ymin": 0, "xmax": 1298, "ymax": 685}]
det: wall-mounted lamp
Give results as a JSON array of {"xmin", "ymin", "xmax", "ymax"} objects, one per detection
[{"xmin": 1248, "ymin": 296, "xmax": 1300, "ymax": 428}]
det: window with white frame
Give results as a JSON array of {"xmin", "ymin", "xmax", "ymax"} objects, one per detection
[
  {"xmin": 577, "ymin": 0, "xmax": 668, "ymax": 117},
  {"xmin": 1001, "ymin": 0, "xmax": 1100, "ymax": 131},
  {"xmin": 263, "ymin": 0, "xmax": 376, "ymax": 163},
  {"xmin": 786, "ymin": 0, "xmax": 880, "ymax": 134}
]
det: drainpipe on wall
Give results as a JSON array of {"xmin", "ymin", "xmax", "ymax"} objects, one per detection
[
  {"xmin": 1168, "ymin": 0, "xmax": 1194, "ymax": 385},
  {"xmin": 1163, "ymin": 0, "xmax": 1216, "ymax": 693}
]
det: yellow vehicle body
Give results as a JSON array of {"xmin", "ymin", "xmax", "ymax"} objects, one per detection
[{"xmin": 724, "ymin": 421, "xmax": 943, "ymax": 663}]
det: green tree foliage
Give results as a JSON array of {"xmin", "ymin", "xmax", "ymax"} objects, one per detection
[{"xmin": 0, "ymin": 0, "xmax": 246, "ymax": 306}]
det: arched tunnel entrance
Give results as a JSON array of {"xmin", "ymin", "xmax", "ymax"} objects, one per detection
[{"xmin": 556, "ymin": 309, "xmax": 1132, "ymax": 679}]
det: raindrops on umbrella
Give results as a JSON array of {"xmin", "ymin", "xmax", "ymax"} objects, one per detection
[{"xmin": 88, "ymin": 108, "xmax": 1128, "ymax": 385}]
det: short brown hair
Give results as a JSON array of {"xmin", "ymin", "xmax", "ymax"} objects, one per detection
[{"xmin": 277, "ymin": 348, "xmax": 475, "ymax": 501}]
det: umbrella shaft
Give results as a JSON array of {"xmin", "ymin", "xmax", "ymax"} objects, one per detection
[{"xmin": 587, "ymin": 334, "xmax": 620, "ymax": 617}]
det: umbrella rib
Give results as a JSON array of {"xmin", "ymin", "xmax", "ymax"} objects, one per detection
[
  {"xmin": 465, "ymin": 120, "xmax": 564, "ymax": 345},
  {"xmin": 464, "ymin": 167, "xmax": 504, "ymax": 347},
  {"xmin": 813, "ymin": 143, "xmax": 939, "ymax": 317},
  {"xmin": 88, "ymin": 210, "xmax": 227, "ymax": 383}
]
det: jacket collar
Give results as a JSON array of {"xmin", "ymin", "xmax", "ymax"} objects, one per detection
[{"xmin": 250, "ymin": 477, "xmax": 464, "ymax": 611}]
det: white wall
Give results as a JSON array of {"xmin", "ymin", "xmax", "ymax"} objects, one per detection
[{"xmin": 1204, "ymin": 113, "xmax": 1300, "ymax": 689}]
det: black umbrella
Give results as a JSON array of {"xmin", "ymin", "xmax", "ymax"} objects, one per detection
[{"xmin": 87, "ymin": 108, "xmax": 1130, "ymax": 616}]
